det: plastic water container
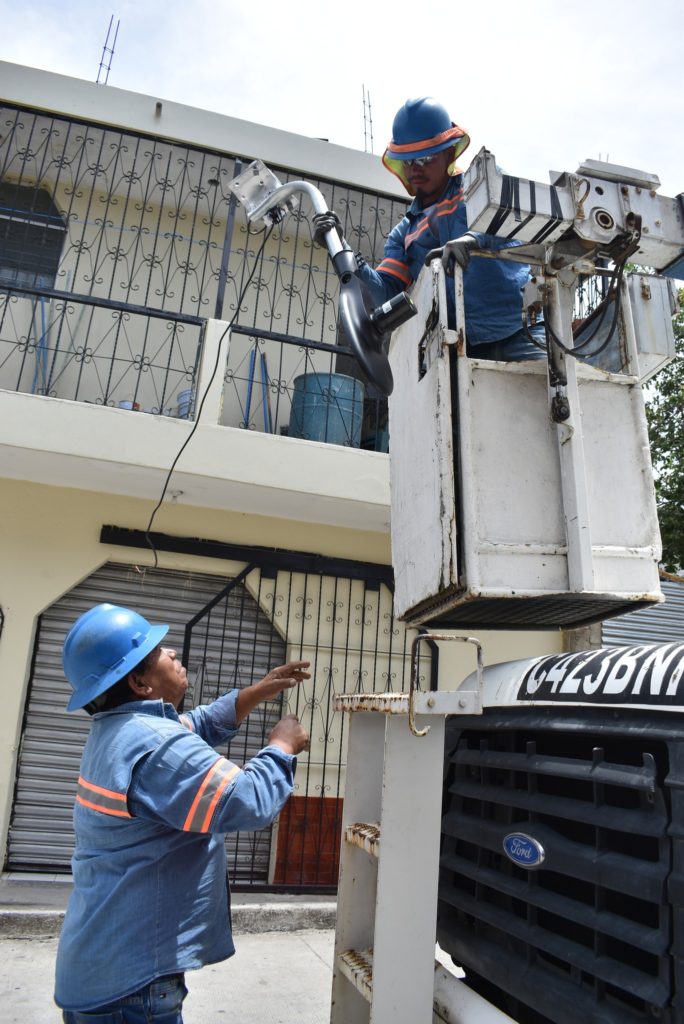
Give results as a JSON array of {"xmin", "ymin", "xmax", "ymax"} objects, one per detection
[
  {"xmin": 289, "ymin": 373, "xmax": 364, "ymax": 447},
  {"xmin": 176, "ymin": 388, "xmax": 195, "ymax": 419}
]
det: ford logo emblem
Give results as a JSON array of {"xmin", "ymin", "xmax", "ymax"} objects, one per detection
[{"xmin": 503, "ymin": 832, "xmax": 545, "ymax": 869}]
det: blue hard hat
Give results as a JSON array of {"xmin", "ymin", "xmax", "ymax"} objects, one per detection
[
  {"xmin": 63, "ymin": 603, "xmax": 169, "ymax": 712},
  {"xmin": 383, "ymin": 97, "xmax": 470, "ymax": 195}
]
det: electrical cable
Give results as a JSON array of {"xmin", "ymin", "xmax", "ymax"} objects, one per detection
[
  {"xmin": 543, "ymin": 257, "xmax": 628, "ymax": 360},
  {"xmin": 549, "ymin": 213, "xmax": 640, "ymax": 361},
  {"xmin": 521, "ymin": 268, "xmax": 619, "ymax": 356},
  {"xmin": 571, "ymin": 280, "xmax": 624, "ymax": 359},
  {"xmin": 569, "ymin": 278, "xmax": 618, "ymax": 350},
  {"xmin": 564, "ymin": 265, "xmax": 623, "ymax": 351},
  {"xmin": 522, "ymin": 320, "xmax": 549, "ymax": 351},
  {"xmin": 144, "ymin": 225, "xmax": 274, "ymax": 567}
]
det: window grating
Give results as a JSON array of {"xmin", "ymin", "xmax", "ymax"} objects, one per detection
[{"xmin": 0, "ymin": 181, "xmax": 65, "ymax": 288}]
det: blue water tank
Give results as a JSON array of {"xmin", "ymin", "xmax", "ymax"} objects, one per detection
[
  {"xmin": 289, "ymin": 373, "xmax": 364, "ymax": 447},
  {"xmin": 176, "ymin": 387, "xmax": 195, "ymax": 419}
]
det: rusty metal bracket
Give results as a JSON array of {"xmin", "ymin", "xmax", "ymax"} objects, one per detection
[{"xmin": 408, "ymin": 633, "xmax": 484, "ymax": 737}]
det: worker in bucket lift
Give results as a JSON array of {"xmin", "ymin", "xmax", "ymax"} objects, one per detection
[
  {"xmin": 314, "ymin": 96, "xmax": 546, "ymax": 362},
  {"xmin": 54, "ymin": 602, "xmax": 310, "ymax": 1023}
]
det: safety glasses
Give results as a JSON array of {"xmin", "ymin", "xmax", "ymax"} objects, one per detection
[{"xmin": 404, "ymin": 154, "xmax": 439, "ymax": 168}]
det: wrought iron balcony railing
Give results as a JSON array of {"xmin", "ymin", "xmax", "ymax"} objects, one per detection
[{"xmin": 0, "ymin": 103, "xmax": 408, "ymax": 449}]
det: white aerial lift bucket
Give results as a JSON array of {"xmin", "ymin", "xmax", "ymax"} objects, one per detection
[{"xmin": 388, "ymin": 152, "xmax": 682, "ymax": 630}]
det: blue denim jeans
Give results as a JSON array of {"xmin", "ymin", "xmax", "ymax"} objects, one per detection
[
  {"xmin": 61, "ymin": 973, "xmax": 187, "ymax": 1023},
  {"xmin": 468, "ymin": 323, "xmax": 547, "ymax": 362}
]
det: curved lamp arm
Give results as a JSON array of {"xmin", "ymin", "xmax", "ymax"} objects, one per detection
[{"xmin": 228, "ymin": 160, "xmax": 417, "ymax": 396}]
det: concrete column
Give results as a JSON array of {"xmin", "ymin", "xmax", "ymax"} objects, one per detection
[{"xmin": 194, "ymin": 319, "xmax": 232, "ymax": 424}]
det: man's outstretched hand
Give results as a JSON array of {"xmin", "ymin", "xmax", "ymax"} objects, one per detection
[
  {"xmin": 268, "ymin": 714, "xmax": 310, "ymax": 756},
  {"xmin": 235, "ymin": 661, "xmax": 311, "ymax": 723}
]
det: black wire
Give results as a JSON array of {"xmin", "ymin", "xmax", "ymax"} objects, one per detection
[
  {"xmin": 567, "ymin": 264, "xmax": 624, "ymax": 353},
  {"xmin": 144, "ymin": 225, "xmax": 274, "ymax": 567},
  {"xmin": 569, "ymin": 273, "xmax": 617, "ymax": 351},
  {"xmin": 572, "ymin": 280, "xmax": 624, "ymax": 358},
  {"xmin": 522, "ymin": 269, "xmax": 620, "ymax": 356},
  {"xmin": 542, "ymin": 258, "xmax": 628, "ymax": 360},
  {"xmin": 522, "ymin": 320, "xmax": 549, "ymax": 351}
]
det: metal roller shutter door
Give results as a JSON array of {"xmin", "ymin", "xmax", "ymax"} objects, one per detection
[
  {"xmin": 8, "ymin": 562, "xmax": 285, "ymax": 880},
  {"xmin": 602, "ymin": 579, "xmax": 684, "ymax": 646}
]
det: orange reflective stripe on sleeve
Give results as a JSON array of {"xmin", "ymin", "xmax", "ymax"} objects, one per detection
[
  {"xmin": 377, "ymin": 258, "xmax": 412, "ymax": 286},
  {"xmin": 182, "ymin": 757, "xmax": 242, "ymax": 833},
  {"xmin": 76, "ymin": 776, "xmax": 132, "ymax": 818}
]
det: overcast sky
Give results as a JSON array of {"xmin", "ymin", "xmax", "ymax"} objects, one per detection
[{"xmin": 0, "ymin": 0, "xmax": 682, "ymax": 197}]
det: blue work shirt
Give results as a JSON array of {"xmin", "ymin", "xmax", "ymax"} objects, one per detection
[
  {"xmin": 358, "ymin": 175, "xmax": 531, "ymax": 344},
  {"xmin": 54, "ymin": 691, "xmax": 296, "ymax": 1011}
]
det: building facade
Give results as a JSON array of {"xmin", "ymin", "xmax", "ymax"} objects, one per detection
[{"xmin": 0, "ymin": 62, "xmax": 563, "ymax": 887}]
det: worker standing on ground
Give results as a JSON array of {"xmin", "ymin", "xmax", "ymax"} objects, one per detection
[
  {"xmin": 54, "ymin": 602, "xmax": 310, "ymax": 1023},
  {"xmin": 315, "ymin": 96, "xmax": 545, "ymax": 361}
]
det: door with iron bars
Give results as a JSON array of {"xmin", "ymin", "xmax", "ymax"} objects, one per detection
[{"xmin": 182, "ymin": 560, "xmax": 434, "ymax": 892}]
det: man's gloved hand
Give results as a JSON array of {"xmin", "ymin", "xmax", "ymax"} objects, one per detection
[
  {"xmin": 425, "ymin": 232, "xmax": 479, "ymax": 275},
  {"xmin": 312, "ymin": 211, "xmax": 343, "ymax": 248}
]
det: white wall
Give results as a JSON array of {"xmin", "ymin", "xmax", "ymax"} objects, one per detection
[{"xmin": 0, "ymin": 62, "xmax": 405, "ymax": 198}]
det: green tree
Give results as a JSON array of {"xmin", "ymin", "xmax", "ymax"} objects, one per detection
[{"xmin": 645, "ymin": 286, "xmax": 684, "ymax": 572}]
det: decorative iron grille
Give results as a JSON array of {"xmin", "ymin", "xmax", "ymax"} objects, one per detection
[{"xmin": 0, "ymin": 104, "xmax": 407, "ymax": 446}]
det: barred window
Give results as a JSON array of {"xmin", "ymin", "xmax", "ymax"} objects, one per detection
[{"xmin": 0, "ymin": 181, "xmax": 66, "ymax": 288}]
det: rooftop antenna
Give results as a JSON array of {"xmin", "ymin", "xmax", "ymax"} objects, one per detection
[
  {"xmin": 362, "ymin": 85, "xmax": 374, "ymax": 154},
  {"xmin": 96, "ymin": 15, "xmax": 120, "ymax": 85}
]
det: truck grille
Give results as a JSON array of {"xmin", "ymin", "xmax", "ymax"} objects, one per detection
[{"xmin": 438, "ymin": 710, "xmax": 684, "ymax": 1023}]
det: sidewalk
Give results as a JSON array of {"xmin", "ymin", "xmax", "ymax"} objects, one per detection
[
  {"xmin": 0, "ymin": 873, "xmax": 337, "ymax": 937},
  {"xmin": 0, "ymin": 874, "xmax": 337, "ymax": 1023},
  {"xmin": 1, "ymin": 930, "xmax": 335, "ymax": 1023}
]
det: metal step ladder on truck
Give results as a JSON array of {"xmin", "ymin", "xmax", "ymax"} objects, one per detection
[{"xmin": 228, "ymin": 155, "xmax": 684, "ymax": 1023}]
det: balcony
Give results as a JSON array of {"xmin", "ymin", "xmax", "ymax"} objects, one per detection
[
  {"xmin": 0, "ymin": 319, "xmax": 392, "ymax": 530},
  {"xmin": 0, "ymin": 94, "xmax": 409, "ymax": 531}
]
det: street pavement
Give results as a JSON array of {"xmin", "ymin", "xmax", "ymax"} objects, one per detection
[
  {"xmin": 0, "ymin": 874, "xmax": 337, "ymax": 1022},
  {"xmin": 0, "ymin": 928, "xmax": 336, "ymax": 1023}
]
